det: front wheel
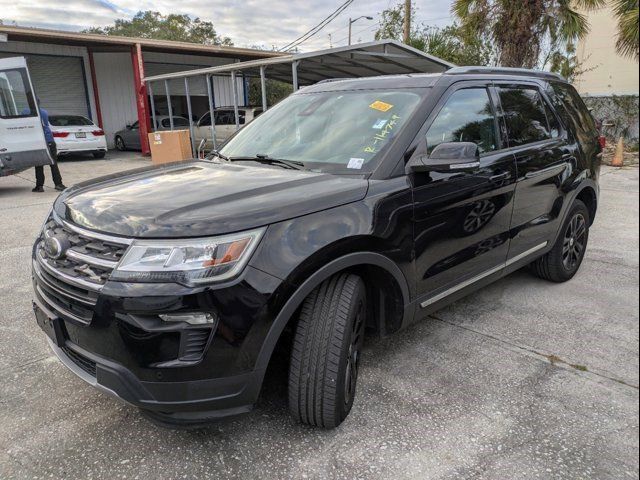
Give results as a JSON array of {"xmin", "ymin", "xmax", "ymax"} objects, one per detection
[
  {"xmin": 530, "ymin": 199, "xmax": 590, "ymax": 282},
  {"xmin": 288, "ymin": 273, "xmax": 366, "ymax": 428}
]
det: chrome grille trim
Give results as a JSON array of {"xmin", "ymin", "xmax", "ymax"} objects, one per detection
[
  {"xmin": 52, "ymin": 210, "xmax": 133, "ymax": 245},
  {"xmin": 35, "ymin": 283, "xmax": 91, "ymax": 325},
  {"xmin": 66, "ymin": 249, "xmax": 119, "ymax": 269},
  {"xmin": 36, "ymin": 249, "xmax": 104, "ymax": 292},
  {"xmin": 33, "ymin": 260, "xmax": 97, "ymax": 307}
]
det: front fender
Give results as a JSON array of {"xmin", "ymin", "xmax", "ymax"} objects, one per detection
[{"xmin": 253, "ymin": 251, "xmax": 412, "ymax": 374}]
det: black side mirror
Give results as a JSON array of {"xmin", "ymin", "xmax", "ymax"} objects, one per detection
[{"xmin": 409, "ymin": 142, "xmax": 480, "ymax": 173}]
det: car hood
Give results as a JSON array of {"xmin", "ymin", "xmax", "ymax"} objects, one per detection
[{"xmin": 54, "ymin": 160, "xmax": 369, "ymax": 238}]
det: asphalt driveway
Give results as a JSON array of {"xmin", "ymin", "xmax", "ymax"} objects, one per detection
[{"xmin": 0, "ymin": 154, "xmax": 637, "ymax": 479}]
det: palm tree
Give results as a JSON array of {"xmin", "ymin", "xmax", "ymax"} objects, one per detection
[
  {"xmin": 612, "ymin": 0, "xmax": 639, "ymax": 61},
  {"xmin": 452, "ymin": 0, "xmax": 605, "ymax": 68}
]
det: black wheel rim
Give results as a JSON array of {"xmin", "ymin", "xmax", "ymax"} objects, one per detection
[
  {"xmin": 344, "ymin": 300, "xmax": 364, "ymax": 406},
  {"xmin": 463, "ymin": 200, "xmax": 496, "ymax": 234},
  {"xmin": 562, "ymin": 213, "xmax": 586, "ymax": 271}
]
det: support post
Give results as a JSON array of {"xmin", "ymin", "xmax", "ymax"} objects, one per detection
[
  {"xmin": 164, "ymin": 79, "xmax": 174, "ymax": 130},
  {"xmin": 206, "ymin": 74, "xmax": 217, "ymax": 151},
  {"xmin": 184, "ymin": 77, "xmax": 195, "ymax": 156},
  {"xmin": 148, "ymin": 82, "xmax": 157, "ymax": 132},
  {"xmin": 87, "ymin": 50, "xmax": 103, "ymax": 128},
  {"xmin": 131, "ymin": 44, "xmax": 150, "ymax": 155},
  {"xmin": 292, "ymin": 60, "xmax": 299, "ymax": 91},
  {"xmin": 260, "ymin": 65, "xmax": 268, "ymax": 111},
  {"xmin": 231, "ymin": 71, "xmax": 240, "ymax": 131}
]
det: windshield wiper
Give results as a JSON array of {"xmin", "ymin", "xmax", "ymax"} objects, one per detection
[
  {"xmin": 228, "ymin": 154, "xmax": 306, "ymax": 170},
  {"xmin": 208, "ymin": 150, "xmax": 230, "ymax": 161}
]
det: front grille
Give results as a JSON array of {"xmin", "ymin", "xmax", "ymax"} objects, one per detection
[
  {"xmin": 61, "ymin": 345, "xmax": 97, "ymax": 377},
  {"xmin": 33, "ymin": 214, "xmax": 130, "ymax": 325},
  {"xmin": 39, "ymin": 217, "xmax": 128, "ymax": 287}
]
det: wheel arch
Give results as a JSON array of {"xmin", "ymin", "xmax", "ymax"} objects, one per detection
[
  {"xmin": 575, "ymin": 184, "xmax": 598, "ymax": 226},
  {"xmin": 253, "ymin": 252, "xmax": 412, "ymax": 374}
]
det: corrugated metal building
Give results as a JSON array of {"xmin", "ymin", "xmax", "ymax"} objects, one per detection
[{"xmin": 0, "ymin": 26, "xmax": 281, "ymax": 152}]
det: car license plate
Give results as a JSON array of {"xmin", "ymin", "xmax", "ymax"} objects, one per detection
[
  {"xmin": 75, "ymin": 132, "xmax": 86, "ymax": 138},
  {"xmin": 34, "ymin": 304, "xmax": 65, "ymax": 346}
]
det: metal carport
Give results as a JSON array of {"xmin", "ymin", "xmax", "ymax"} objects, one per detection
[{"xmin": 143, "ymin": 40, "xmax": 455, "ymax": 153}]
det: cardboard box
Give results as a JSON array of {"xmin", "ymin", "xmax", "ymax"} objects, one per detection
[{"xmin": 148, "ymin": 130, "xmax": 193, "ymax": 165}]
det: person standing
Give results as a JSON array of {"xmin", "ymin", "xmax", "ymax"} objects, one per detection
[{"xmin": 32, "ymin": 99, "xmax": 66, "ymax": 193}]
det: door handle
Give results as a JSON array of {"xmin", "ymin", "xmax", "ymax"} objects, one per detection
[{"xmin": 490, "ymin": 171, "xmax": 510, "ymax": 182}]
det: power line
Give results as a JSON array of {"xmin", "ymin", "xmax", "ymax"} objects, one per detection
[{"xmin": 279, "ymin": 0, "xmax": 355, "ymax": 52}]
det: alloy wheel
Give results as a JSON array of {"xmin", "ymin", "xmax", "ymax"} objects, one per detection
[{"xmin": 562, "ymin": 213, "xmax": 586, "ymax": 271}]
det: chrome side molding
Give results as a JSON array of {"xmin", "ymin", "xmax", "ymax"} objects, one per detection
[{"xmin": 420, "ymin": 242, "xmax": 548, "ymax": 308}]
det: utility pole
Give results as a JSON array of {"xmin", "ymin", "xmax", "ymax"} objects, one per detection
[
  {"xmin": 348, "ymin": 16, "xmax": 373, "ymax": 46},
  {"xmin": 403, "ymin": 0, "xmax": 411, "ymax": 44}
]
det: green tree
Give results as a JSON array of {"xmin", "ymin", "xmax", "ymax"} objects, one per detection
[
  {"xmin": 612, "ymin": 0, "xmax": 639, "ymax": 60},
  {"xmin": 247, "ymin": 78, "xmax": 293, "ymax": 107},
  {"xmin": 84, "ymin": 11, "xmax": 232, "ymax": 46},
  {"xmin": 374, "ymin": 3, "xmax": 494, "ymax": 65},
  {"xmin": 452, "ymin": 0, "xmax": 605, "ymax": 68}
]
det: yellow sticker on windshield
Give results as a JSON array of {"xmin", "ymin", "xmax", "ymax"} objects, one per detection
[{"xmin": 369, "ymin": 100, "xmax": 394, "ymax": 112}]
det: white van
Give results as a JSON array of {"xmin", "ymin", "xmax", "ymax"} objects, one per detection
[{"xmin": 0, "ymin": 57, "xmax": 52, "ymax": 177}]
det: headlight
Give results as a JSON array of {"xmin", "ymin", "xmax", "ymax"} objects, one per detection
[{"xmin": 111, "ymin": 228, "xmax": 264, "ymax": 286}]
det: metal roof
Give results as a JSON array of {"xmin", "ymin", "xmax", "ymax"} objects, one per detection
[
  {"xmin": 143, "ymin": 40, "xmax": 455, "ymax": 85},
  {"xmin": 0, "ymin": 25, "xmax": 282, "ymax": 60}
]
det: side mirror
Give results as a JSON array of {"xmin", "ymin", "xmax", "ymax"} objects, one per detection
[
  {"xmin": 125, "ymin": 123, "xmax": 132, "ymax": 130},
  {"xmin": 409, "ymin": 142, "xmax": 480, "ymax": 173}
]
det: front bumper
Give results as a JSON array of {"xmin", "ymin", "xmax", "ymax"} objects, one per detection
[{"xmin": 44, "ymin": 334, "xmax": 262, "ymax": 425}]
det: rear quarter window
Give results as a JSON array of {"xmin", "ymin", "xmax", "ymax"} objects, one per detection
[{"xmin": 548, "ymin": 82, "xmax": 598, "ymax": 138}]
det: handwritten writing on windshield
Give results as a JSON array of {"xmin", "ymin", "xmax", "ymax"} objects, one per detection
[{"xmin": 363, "ymin": 114, "xmax": 401, "ymax": 154}]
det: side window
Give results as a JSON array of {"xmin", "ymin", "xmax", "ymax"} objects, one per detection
[
  {"xmin": 548, "ymin": 82, "xmax": 598, "ymax": 136},
  {"xmin": 499, "ymin": 87, "xmax": 551, "ymax": 147},
  {"xmin": 214, "ymin": 111, "xmax": 232, "ymax": 125},
  {"xmin": 543, "ymin": 100, "xmax": 561, "ymax": 138},
  {"xmin": 198, "ymin": 112, "xmax": 211, "ymax": 127},
  {"xmin": 173, "ymin": 117, "xmax": 190, "ymax": 127},
  {"xmin": 426, "ymin": 88, "xmax": 498, "ymax": 155},
  {"xmin": 0, "ymin": 68, "xmax": 36, "ymax": 119}
]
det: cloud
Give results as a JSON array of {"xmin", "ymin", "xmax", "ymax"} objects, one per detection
[{"xmin": 2, "ymin": 0, "xmax": 454, "ymax": 51}]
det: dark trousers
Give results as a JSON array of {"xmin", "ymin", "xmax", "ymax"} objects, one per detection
[{"xmin": 35, "ymin": 142, "xmax": 63, "ymax": 187}]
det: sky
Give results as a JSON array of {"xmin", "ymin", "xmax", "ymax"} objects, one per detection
[{"xmin": 0, "ymin": 0, "xmax": 454, "ymax": 51}]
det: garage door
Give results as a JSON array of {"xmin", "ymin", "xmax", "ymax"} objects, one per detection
[{"xmin": 0, "ymin": 53, "xmax": 90, "ymax": 118}]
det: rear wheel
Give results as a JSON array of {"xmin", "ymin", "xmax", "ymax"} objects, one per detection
[
  {"xmin": 288, "ymin": 273, "xmax": 366, "ymax": 428},
  {"xmin": 530, "ymin": 199, "xmax": 590, "ymax": 282},
  {"xmin": 92, "ymin": 151, "xmax": 106, "ymax": 159},
  {"xmin": 115, "ymin": 136, "xmax": 126, "ymax": 151}
]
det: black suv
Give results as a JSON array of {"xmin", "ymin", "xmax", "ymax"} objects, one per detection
[{"xmin": 32, "ymin": 67, "xmax": 601, "ymax": 428}]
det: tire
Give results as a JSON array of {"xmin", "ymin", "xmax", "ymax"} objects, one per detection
[
  {"xmin": 92, "ymin": 151, "xmax": 106, "ymax": 159},
  {"xmin": 288, "ymin": 273, "xmax": 366, "ymax": 428},
  {"xmin": 530, "ymin": 199, "xmax": 590, "ymax": 282},
  {"xmin": 115, "ymin": 136, "xmax": 126, "ymax": 151}
]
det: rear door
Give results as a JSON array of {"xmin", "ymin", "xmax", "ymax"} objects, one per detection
[
  {"xmin": 412, "ymin": 82, "xmax": 517, "ymax": 306},
  {"xmin": 494, "ymin": 81, "xmax": 573, "ymax": 260},
  {"xmin": 0, "ymin": 57, "xmax": 51, "ymax": 176}
]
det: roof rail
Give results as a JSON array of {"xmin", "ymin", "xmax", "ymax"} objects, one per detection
[{"xmin": 446, "ymin": 66, "xmax": 565, "ymax": 82}]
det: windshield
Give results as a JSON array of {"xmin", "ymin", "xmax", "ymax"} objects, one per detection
[
  {"xmin": 49, "ymin": 115, "xmax": 94, "ymax": 126},
  {"xmin": 220, "ymin": 89, "xmax": 424, "ymax": 173}
]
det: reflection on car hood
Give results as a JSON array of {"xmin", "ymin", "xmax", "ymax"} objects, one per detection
[{"xmin": 55, "ymin": 160, "xmax": 369, "ymax": 238}]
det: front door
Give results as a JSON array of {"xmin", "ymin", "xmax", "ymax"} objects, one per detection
[
  {"xmin": 411, "ymin": 84, "xmax": 517, "ymax": 307},
  {"xmin": 0, "ymin": 57, "xmax": 52, "ymax": 175}
]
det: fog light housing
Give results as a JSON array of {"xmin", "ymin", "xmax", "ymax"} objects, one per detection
[{"xmin": 159, "ymin": 312, "xmax": 217, "ymax": 325}]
